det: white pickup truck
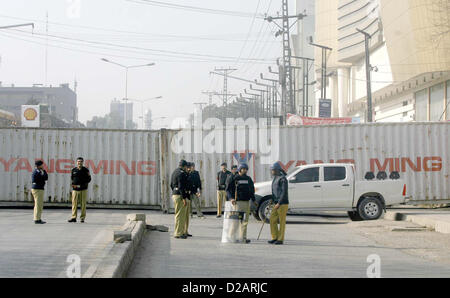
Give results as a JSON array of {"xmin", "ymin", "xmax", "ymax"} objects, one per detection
[{"xmin": 252, "ymin": 163, "xmax": 407, "ymax": 222}]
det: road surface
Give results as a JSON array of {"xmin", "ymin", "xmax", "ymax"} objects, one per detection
[{"xmin": 128, "ymin": 212, "xmax": 450, "ymax": 278}]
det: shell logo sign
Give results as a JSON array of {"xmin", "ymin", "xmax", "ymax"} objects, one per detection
[
  {"xmin": 23, "ymin": 108, "xmax": 38, "ymax": 121},
  {"xmin": 21, "ymin": 105, "xmax": 40, "ymax": 127}
]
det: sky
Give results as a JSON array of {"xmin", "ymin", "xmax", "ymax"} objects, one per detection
[{"xmin": 0, "ymin": 0, "xmax": 298, "ymax": 129}]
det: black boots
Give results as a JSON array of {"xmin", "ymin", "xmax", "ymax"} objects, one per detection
[
  {"xmin": 34, "ymin": 220, "xmax": 46, "ymax": 224},
  {"xmin": 68, "ymin": 218, "xmax": 77, "ymax": 223}
]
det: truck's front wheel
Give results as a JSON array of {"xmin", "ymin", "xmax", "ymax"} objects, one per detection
[
  {"xmin": 258, "ymin": 199, "xmax": 273, "ymax": 223},
  {"xmin": 358, "ymin": 197, "xmax": 383, "ymax": 220}
]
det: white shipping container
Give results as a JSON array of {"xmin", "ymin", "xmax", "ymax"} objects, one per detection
[
  {"xmin": 0, "ymin": 122, "xmax": 448, "ymax": 210},
  {"xmin": 0, "ymin": 128, "xmax": 161, "ymax": 207}
]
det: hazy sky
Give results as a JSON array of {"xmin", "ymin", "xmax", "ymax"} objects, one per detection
[{"xmin": 0, "ymin": 0, "xmax": 298, "ymax": 128}]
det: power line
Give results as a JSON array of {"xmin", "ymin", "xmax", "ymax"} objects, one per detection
[
  {"xmin": 0, "ymin": 14, "xmax": 272, "ymax": 41},
  {"xmin": 0, "ymin": 30, "xmax": 274, "ymax": 64},
  {"xmin": 126, "ymin": 0, "xmax": 266, "ymax": 19},
  {"xmin": 234, "ymin": 0, "xmax": 263, "ymax": 66},
  {"xmin": 6, "ymin": 28, "xmax": 277, "ymax": 63}
]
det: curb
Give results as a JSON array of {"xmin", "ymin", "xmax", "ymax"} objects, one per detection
[
  {"xmin": 87, "ymin": 213, "xmax": 147, "ymax": 278},
  {"xmin": 385, "ymin": 211, "xmax": 450, "ymax": 234}
]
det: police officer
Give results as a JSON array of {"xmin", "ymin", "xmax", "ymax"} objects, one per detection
[
  {"xmin": 187, "ymin": 162, "xmax": 204, "ymax": 218},
  {"xmin": 31, "ymin": 160, "xmax": 48, "ymax": 224},
  {"xmin": 171, "ymin": 160, "xmax": 189, "ymax": 239},
  {"xmin": 225, "ymin": 165, "xmax": 238, "ymax": 201},
  {"xmin": 268, "ymin": 162, "xmax": 289, "ymax": 245},
  {"xmin": 216, "ymin": 162, "xmax": 231, "ymax": 218},
  {"xmin": 226, "ymin": 163, "xmax": 255, "ymax": 244},
  {"xmin": 183, "ymin": 162, "xmax": 193, "ymax": 238},
  {"xmin": 68, "ymin": 157, "xmax": 91, "ymax": 223}
]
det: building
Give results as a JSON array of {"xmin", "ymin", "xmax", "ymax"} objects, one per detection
[
  {"xmin": 309, "ymin": 0, "xmax": 450, "ymax": 122},
  {"xmin": 144, "ymin": 109, "xmax": 152, "ymax": 130},
  {"xmin": 0, "ymin": 83, "xmax": 78, "ymax": 124},
  {"xmin": 110, "ymin": 99, "xmax": 134, "ymax": 129}
]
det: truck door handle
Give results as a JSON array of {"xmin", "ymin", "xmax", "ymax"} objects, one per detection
[
  {"xmin": 342, "ymin": 184, "xmax": 350, "ymax": 187},
  {"xmin": 313, "ymin": 185, "xmax": 321, "ymax": 188}
]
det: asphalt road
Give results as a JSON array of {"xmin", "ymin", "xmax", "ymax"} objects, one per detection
[
  {"xmin": 0, "ymin": 209, "xmax": 127, "ymax": 278},
  {"xmin": 127, "ymin": 212, "xmax": 450, "ymax": 278}
]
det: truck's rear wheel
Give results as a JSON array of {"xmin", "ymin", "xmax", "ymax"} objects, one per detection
[
  {"xmin": 258, "ymin": 199, "xmax": 272, "ymax": 223},
  {"xmin": 358, "ymin": 197, "xmax": 383, "ymax": 220}
]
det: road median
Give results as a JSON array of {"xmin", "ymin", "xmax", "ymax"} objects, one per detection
[
  {"xmin": 86, "ymin": 213, "xmax": 147, "ymax": 278},
  {"xmin": 385, "ymin": 210, "xmax": 450, "ymax": 234}
]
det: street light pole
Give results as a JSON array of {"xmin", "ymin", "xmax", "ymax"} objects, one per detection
[
  {"xmin": 128, "ymin": 96, "xmax": 163, "ymax": 129},
  {"xmin": 101, "ymin": 58, "xmax": 155, "ymax": 129},
  {"xmin": 356, "ymin": 28, "xmax": 373, "ymax": 123},
  {"xmin": 308, "ymin": 38, "xmax": 332, "ymax": 101}
]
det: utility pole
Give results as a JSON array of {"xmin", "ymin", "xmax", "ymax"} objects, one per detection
[
  {"xmin": 266, "ymin": 5, "xmax": 307, "ymax": 117},
  {"xmin": 356, "ymin": 28, "xmax": 373, "ymax": 123},
  {"xmin": 309, "ymin": 37, "xmax": 332, "ymax": 103},
  {"xmin": 214, "ymin": 67, "xmax": 237, "ymax": 121},
  {"xmin": 292, "ymin": 56, "xmax": 314, "ymax": 117},
  {"xmin": 202, "ymin": 91, "xmax": 217, "ymax": 106}
]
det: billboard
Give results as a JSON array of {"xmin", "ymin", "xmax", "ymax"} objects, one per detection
[{"xmin": 21, "ymin": 105, "xmax": 40, "ymax": 128}]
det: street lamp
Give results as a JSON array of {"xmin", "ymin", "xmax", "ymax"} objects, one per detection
[
  {"xmin": 128, "ymin": 96, "xmax": 163, "ymax": 130},
  {"xmin": 101, "ymin": 58, "xmax": 155, "ymax": 129}
]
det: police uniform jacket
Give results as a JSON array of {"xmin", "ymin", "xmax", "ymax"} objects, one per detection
[
  {"xmin": 226, "ymin": 174, "xmax": 255, "ymax": 202},
  {"xmin": 32, "ymin": 169, "xmax": 48, "ymax": 190},
  {"xmin": 171, "ymin": 167, "xmax": 189, "ymax": 199},
  {"xmin": 272, "ymin": 173, "xmax": 289, "ymax": 205},
  {"xmin": 71, "ymin": 167, "xmax": 91, "ymax": 191},
  {"xmin": 217, "ymin": 170, "xmax": 231, "ymax": 190}
]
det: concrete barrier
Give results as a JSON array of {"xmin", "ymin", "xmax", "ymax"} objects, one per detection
[
  {"xmin": 385, "ymin": 211, "xmax": 450, "ymax": 234},
  {"xmin": 87, "ymin": 214, "xmax": 147, "ymax": 278}
]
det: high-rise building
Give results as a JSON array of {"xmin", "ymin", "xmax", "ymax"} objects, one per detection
[
  {"xmin": 144, "ymin": 109, "xmax": 152, "ymax": 130},
  {"xmin": 110, "ymin": 99, "xmax": 133, "ymax": 128},
  {"xmin": 309, "ymin": 0, "xmax": 450, "ymax": 122}
]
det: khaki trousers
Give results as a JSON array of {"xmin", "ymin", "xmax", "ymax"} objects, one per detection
[
  {"xmin": 270, "ymin": 204, "xmax": 289, "ymax": 241},
  {"xmin": 190, "ymin": 194, "xmax": 203, "ymax": 217},
  {"xmin": 31, "ymin": 189, "xmax": 44, "ymax": 221},
  {"xmin": 184, "ymin": 199, "xmax": 191, "ymax": 234},
  {"xmin": 173, "ymin": 195, "xmax": 187, "ymax": 237},
  {"xmin": 236, "ymin": 201, "xmax": 251, "ymax": 240},
  {"xmin": 71, "ymin": 190, "xmax": 87, "ymax": 221},
  {"xmin": 217, "ymin": 190, "xmax": 227, "ymax": 216}
]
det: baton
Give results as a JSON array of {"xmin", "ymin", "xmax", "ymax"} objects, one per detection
[{"xmin": 257, "ymin": 201, "xmax": 273, "ymax": 240}]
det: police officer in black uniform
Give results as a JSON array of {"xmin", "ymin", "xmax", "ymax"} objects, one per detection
[
  {"xmin": 225, "ymin": 165, "xmax": 238, "ymax": 201},
  {"xmin": 226, "ymin": 163, "xmax": 255, "ymax": 244},
  {"xmin": 68, "ymin": 157, "xmax": 91, "ymax": 223},
  {"xmin": 170, "ymin": 160, "xmax": 190, "ymax": 239},
  {"xmin": 187, "ymin": 162, "xmax": 203, "ymax": 218},
  {"xmin": 216, "ymin": 163, "xmax": 231, "ymax": 218}
]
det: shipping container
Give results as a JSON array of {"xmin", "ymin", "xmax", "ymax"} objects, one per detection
[
  {"xmin": 0, "ymin": 128, "xmax": 161, "ymax": 208},
  {"xmin": 0, "ymin": 122, "xmax": 448, "ymax": 210}
]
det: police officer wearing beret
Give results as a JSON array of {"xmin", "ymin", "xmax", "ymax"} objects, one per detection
[
  {"xmin": 170, "ymin": 160, "xmax": 190, "ymax": 239},
  {"xmin": 226, "ymin": 163, "xmax": 255, "ymax": 244},
  {"xmin": 31, "ymin": 160, "xmax": 48, "ymax": 224}
]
